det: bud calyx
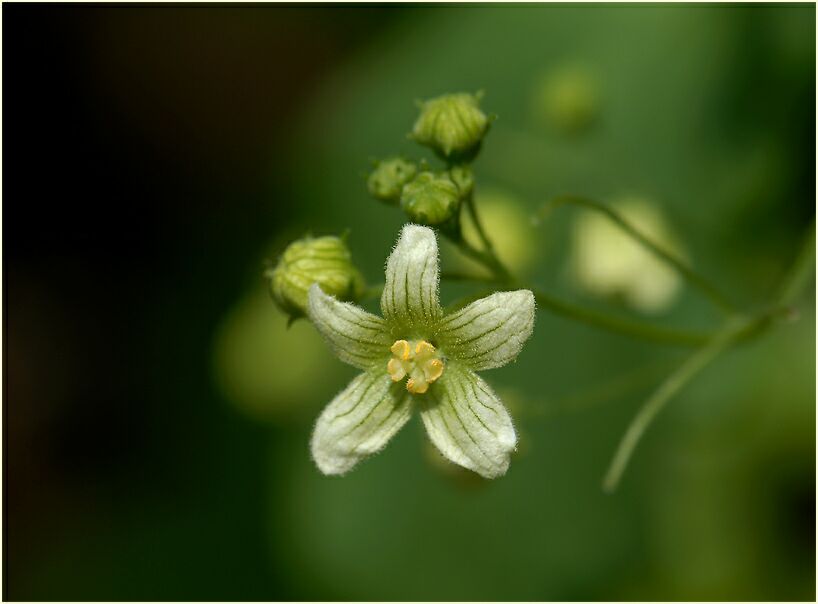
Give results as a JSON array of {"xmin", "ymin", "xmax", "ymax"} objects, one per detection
[
  {"xmin": 411, "ymin": 92, "xmax": 490, "ymax": 160},
  {"xmin": 400, "ymin": 171, "xmax": 461, "ymax": 226},
  {"xmin": 367, "ymin": 157, "xmax": 418, "ymax": 204}
]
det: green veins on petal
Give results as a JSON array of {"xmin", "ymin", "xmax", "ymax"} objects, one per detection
[{"xmin": 306, "ymin": 224, "xmax": 535, "ymax": 479}]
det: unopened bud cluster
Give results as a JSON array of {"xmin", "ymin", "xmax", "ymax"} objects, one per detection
[{"xmin": 367, "ymin": 92, "xmax": 489, "ymax": 227}]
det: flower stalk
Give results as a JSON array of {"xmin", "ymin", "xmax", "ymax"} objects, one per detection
[
  {"xmin": 602, "ymin": 220, "xmax": 815, "ymax": 492},
  {"xmin": 443, "ymin": 205, "xmax": 719, "ymax": 348},
  {"xmin": 536, "ymin": 195, "xmax": 736, "ymax": 314}
]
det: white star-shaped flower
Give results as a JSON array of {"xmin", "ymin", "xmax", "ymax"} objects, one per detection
[{"xmin": 307, "ymin": 224, "xmax": 535, "ymax": 478}]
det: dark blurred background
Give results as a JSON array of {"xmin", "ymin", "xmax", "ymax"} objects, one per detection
[{"xmin": 4, "ymin": 4, "xmax": 815, "ymax": 601}]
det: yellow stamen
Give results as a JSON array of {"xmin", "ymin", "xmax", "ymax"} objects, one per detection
[
  {"xmin": 407, "ymin": 377, "xmax": 429, "ymax": 394},
  {"xmin": 386, "ymin": 339, "xmax": 445, "ymax": 394},
  {"xmin": 391, "ymin": 339, "xmax": 411, "ymax": 360},
  {"xmin": 425, "ymin": 358, "xmax": 444, "ymax": 382},
  {"xmin": 415, "ymin": 341, "xmax": 435, "ymax": 358},
  {"xmin": 387, "ymin": 358, "xmax": 406, "ymax": 382}
]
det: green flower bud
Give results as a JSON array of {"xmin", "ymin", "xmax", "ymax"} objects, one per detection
[
  {"xmin": 400, "ymin": 171, "xmax": 460, "ymax": 226},
  {"xmin": 267, "ymin": 235, "xmax": 365, "ymax": 319},
  {"xmin": 367, "ymin": 157, "xmax": 417, "ymax": 204},
  {"xmin": 411, "ymin": 92, "xmax": 490, "ymax": 160},
  {"xmin": 448, "ymin": 165, "xmax": 474, "ymax": 199}
]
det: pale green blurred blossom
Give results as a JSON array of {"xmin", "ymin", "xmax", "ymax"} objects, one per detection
[
  {"xmin": 307, "ymin": 225, "xmax": 535, "ymax": 478},
  {"xmin": 532, "ymin": 65, "xmax": 599, "ymax": 134},
  {"xmin": 571, "ymin": 198, "xmax": 685, "ymax": 314},
  {"xmin": 213, "ymin": 289, "xmax": 338, "ymax": 421}
]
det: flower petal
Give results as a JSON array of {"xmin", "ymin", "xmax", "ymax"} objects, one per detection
[
  {"xmin": 436, "ymin": 290, "xmax": 535, "ymax": 370},
  {"xmin": 419, "ymin": 365, "xmax": 516, "ymax": 478},
  {"xmin": 381, "ymin": 224, "xmax": 442, "ymax": 328},
  {"xmin": 307, "ymin": 284, "xmax": 392, "ymax": 369},
  {"xmin": 311, "ymin": 369, "xmax": 413, "ymax": 475}
]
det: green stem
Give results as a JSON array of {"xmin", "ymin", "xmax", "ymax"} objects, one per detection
[
  {"xmin": 538, "ymin": 195, "xmax": 737, "ymax": 314},
  {"xmin": 445, "ymin": 192, "xmax": 808, "ymax": 350},
  {"xmin": 602, "ymin": 316, "xmax": 749, "ymax": 493},
  {"xmin": 603, "ymin": 219, "xmax": 815, "ymax": 492},
  {"xmin": 465, "ymin": 192, "xmax": 497, "ymax": 254},
  {"xmin": 444, "ymin": 230, "xmax": 512, "ymax": 283},
  {"xmin": 443, "ymin": 219, "xmax": 720, "ymax": 348},
  {"xmin": 774, "ymin": 221, "xmax": 816, "ymax": 308},
  {"xmin": 533, "ymin": 289, "xmax": 713, "ymax": 346}
]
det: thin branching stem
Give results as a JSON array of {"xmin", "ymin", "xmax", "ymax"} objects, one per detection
[
  {"xmin": 532, "ymin": 289, "xmax": 714, "ymax": 346},
  {"xmin": 601, "ymin": 316, "xmax": 749, "ymax": 493},
  {"xmin": 450, "ymin": 193, "xmax": 813, "ymax": 492},
  {"xmin": 773, "ymin": 221, "xmax": 816, "ymax": 309},
  {"xmin": 465, "ymin": 192, "xmax": 498, "ymax": 255},
  {"xmin": 602, "ymin": 219, "xmax": 815, "ymax": 492},
  {"xmin": 537, "ymin": 195, "xmax": 737, "ymax": 315},
  {"xmin": 443, "ymin": 230, "xmax": 512, "ymax": 283},
  {"xmin": 443, "ymin": 245, "xmax": 718, "ymax": 346},
  {"xmin": 444, "ymin": 199, "xmax": 720, "ymax": 347}
]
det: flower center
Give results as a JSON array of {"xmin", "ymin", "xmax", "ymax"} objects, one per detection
[{"xmin": 387, "ymin": 339, "xmax": 445, "ymax": 394}]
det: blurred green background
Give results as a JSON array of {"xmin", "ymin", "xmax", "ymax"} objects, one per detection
[{"xmin": 6, "ymin": 4, "xmax": 815, "ymax": 601}]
